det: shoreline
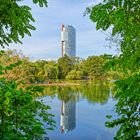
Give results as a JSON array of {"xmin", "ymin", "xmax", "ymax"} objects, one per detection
[{"xmin": 32, "ymin": 82, "xmax": 81, "ymax": 86}]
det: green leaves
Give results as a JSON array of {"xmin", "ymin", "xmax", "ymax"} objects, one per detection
[
  {"xmin": 66, "ymin": 69, "xmax": 83, "ymax": 80},
  {"xmin": 0, "ymin": 77, "xmax": 55, "ymax": 139},
  {"xmin": 88, "ymin": 0, "xmax": 140, "ymax": 71},
  {"xmin": 44, "ymin": 61, "xmax": 58, "ymax": 80},
  {"xmin": 58, "ymin": 55, "xmax": 74, "ymax": 79},
  {"xmin": 88, "ymin": 0, "xmax": 140, "ymax": 139},
  {"xmin": 33, "ymin": 0, "xmax": 48, "ymax": 7},
  {"xmin": 106, "ymin": 74, "xmax": 140, "ymax": 139},
  {"xmin": 106, "ymin": 115, "xmax": 112, "ymax": 119},
  {"xmin": 0, "ymin": 0, "xmax": 56, "ymax": 139},
  {"xmin": 83, "ymin": 55, "xmax": 108, "ymax": 80},
  {"xmin": 0, "ymin": 0, "xmax": 47, "ymax": 47},
  {"xmin": 0, "ymin": 52, "xmax": 55, "ymax": 139}
]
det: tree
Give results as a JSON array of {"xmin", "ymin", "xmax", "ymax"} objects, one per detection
[
  {"xmin": 70, "ymin": 57, "xmax": 83, "ymax": 70},
  {"xmin": 0, "ymin": 51, "xmax": 55, "ymax": 139},
  {"xmin": 66, "ymin": 69, "xmax": 83, "ymax": 80},
  {"xmin": 87, "ymin": 0, "xmax": 140, "ymax": 139},
  {"xmin": 44, "ymin": 61, "xmax": 58, "ymax": 80},
  {"xmin": 58, "ymin": 55, "xmax": 74, "ymax": 79},
  {"xmin": 0, "ymin": 74, "xmax": 55, "ymax": 139},
  {"xmin": 29, "ymin": 60, "xmax": 47, "ymax": 83},
  {"xmin": 0, "ymin": 0, "xmax": 56, "ymax": 139},
  {"xmin": 0, "ymin": 0, "xmax": 47, "ymax": 47},
  {"xmin": 83, "ymin": 55, "xmax": 107, "ymax": 80},
  {"xmin": 0, "ymin": 50, "xmax": 31, "ymax": 85}
]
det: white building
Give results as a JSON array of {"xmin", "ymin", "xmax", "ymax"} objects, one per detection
[{"xmin": 61, "ymin": 24, "xmax": 76, "ymax": 57}]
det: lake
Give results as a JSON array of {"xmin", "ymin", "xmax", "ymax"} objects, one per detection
[{"xmin": 38, "ymin": 81, "xmax": 117, "ymax": 140}]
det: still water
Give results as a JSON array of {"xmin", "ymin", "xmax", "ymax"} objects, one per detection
[{"xmin": 38, "ymin": 81, "xmax": 117, "ymax": 140}]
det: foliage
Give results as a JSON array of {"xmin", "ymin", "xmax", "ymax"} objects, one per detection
[
  {"xmin": 87, "ymin": 0, "xmax": 140, "ymax": 71},
  {"xmin": 29, "ymin": 60, "xmax": 47, "ymax": 83},
  {"xmin": 70, "ymin": 57, "xmax": 83, "ymax": 70},
  {"xmin": 58, "ymin": 55, "xmax": 74, "ymax": 79},
  {"xmin": 0, "ymin": 50, "xmax": 31, "ymax": 86},
  {"xmin": 44, "ymin": 61, "xmax": 58, "ymax": 80},
  {"xmin": 0, "ymin": 51, "xmax": 55, "ymax": 139},
  {"xmin": 106, "ymin": 74, "xmax": 140, "ymax": 139},
  {"xmin": 0, "ymin": 50, "xmax": 122, "ymax": 83},
  {"xmin": 87, "ymin": 0, "xmax": 140, "ymax": 139},
  {"xmin": 66, "ymin": 69, "xmax": 83, "ymax": 80},
  {"xmin": 83, "ymin": 55, "xmax": 108, "ymax": 80},
  {"xmin": 0, "ymin": 0, "xmax": 47, "ymax": 47},
  {"xmin": 105, "ymin": 56, "xmax": 129, "ymax": 80},
  {"xmin": 0, "ymin": 0, "xmax": 57, "ymax": 139}
]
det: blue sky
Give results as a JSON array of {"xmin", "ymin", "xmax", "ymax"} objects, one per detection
[{"xmin": 10, "ymin": 0, "xmax": 117, "ymax": 60}]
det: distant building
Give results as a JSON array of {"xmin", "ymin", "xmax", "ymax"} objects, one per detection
[
  {"xmin": 60, "ymin": 100, "xmax": 76, "ymax": 133},
  {"xmin": 61, "ymin": 24, "xmax": 76, "ymax": 57}
]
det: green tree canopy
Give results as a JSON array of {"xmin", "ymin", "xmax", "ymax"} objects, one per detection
[
  {"xmin": 29, "ymin": 60, "xmax": 47, "ymax": 83},
  {"xmin": 87, "ymin": 0, "xmax": 140, "ymax": 139},
  {"xmin": 66, "ymin": 69, "xmax": 83, "ymax": 80},
  {"xmin": 58, "ymin": 55, "xmax": 74, "ymax": 79},
  {"xmin": 0, "ymin": 1, "xmax": 56, "ymax": 139},
  {"xmin": 44, "ymin": 61, "xmax": 58, "ymax": 80},
  {"xmin": 0, "ymin": 0, "xmax": 47, "ymax": 47},
  {"xmin": 87, "ymin": 0, "xmax": 140, "ymax": 71},
  {"xmin": 83, "ymin": 55, "xmax": 108, "ymax": 80}
]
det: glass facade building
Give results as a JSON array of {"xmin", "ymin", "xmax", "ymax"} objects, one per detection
[{"xmin": 61, "ymin": 24, "xmax": 76, "ymax": 57}]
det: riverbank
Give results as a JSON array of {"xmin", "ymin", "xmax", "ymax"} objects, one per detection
[
  {"xmin": 32, "ymin": 82, "xmax": 81, "ymax": 86},
  {"xmin": 31, "ymin": 80, "xmax": 111, "ymax": 87}
]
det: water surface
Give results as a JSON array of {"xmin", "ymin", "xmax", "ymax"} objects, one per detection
[{"xmin": 38, "ymin": 81, "xmax": 117, "ymax": 140}]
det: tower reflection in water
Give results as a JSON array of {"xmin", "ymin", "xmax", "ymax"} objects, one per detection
[{"xmin": 60, "ymin": 99, "xmax": 76, "ymax": 133}]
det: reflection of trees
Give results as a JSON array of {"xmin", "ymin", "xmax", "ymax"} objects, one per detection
[
  {"xmin": 57, "ymin": 87, "xmax": 80, "ymax": 102},
  {"xmin": 34, "ymin": 86, "xmax": 58, "ymax": 98},
  {"xmin": 36, "ymin": 81, "xmax": 111, "ymax": 104},
  {"xmin": 81, "ymin": 81, "xmax": 110, "ymax": 104}
]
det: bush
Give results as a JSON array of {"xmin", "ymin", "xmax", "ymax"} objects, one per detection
[{"xmin": 66, "ymin": 70, "xmax": 83, "ymax": 80}]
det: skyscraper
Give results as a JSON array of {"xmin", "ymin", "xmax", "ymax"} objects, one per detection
[{"xmin": 61, "ymin": 24, "xmax": 76, "ymax": 57}]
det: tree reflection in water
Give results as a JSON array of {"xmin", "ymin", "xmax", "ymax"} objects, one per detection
[
  {"xmin": 36, "ymin": 81, "xmax": 114, "ymax": 138},
  {"xmin": 37, "ymin": 81, "xmax": 112, "ymax": 105}
]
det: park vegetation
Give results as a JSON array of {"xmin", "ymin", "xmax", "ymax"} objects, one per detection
[
  {"xmin": 1, "ymin": 0, "xmax": 139, "ymax": 139},
  {"xmin": 0, "ymin": 50, "xmax": 124, "ymax": 84},
  {"xmin": 0, "ymin": 0, "xmax": 55, "ymax": 140},
  {"xmin": 87, "ymin": 0, "xmax": 140, "ymax": 139}
]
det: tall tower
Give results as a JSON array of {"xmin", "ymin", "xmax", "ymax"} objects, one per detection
[{"xmin": 61, "ymin": 24, "xmax": 76, "ymax": 57}]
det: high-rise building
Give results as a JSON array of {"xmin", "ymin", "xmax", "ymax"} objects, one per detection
[{"xmin": 61, "ymin": 24, "xmax": 76, "ymax": 57}]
